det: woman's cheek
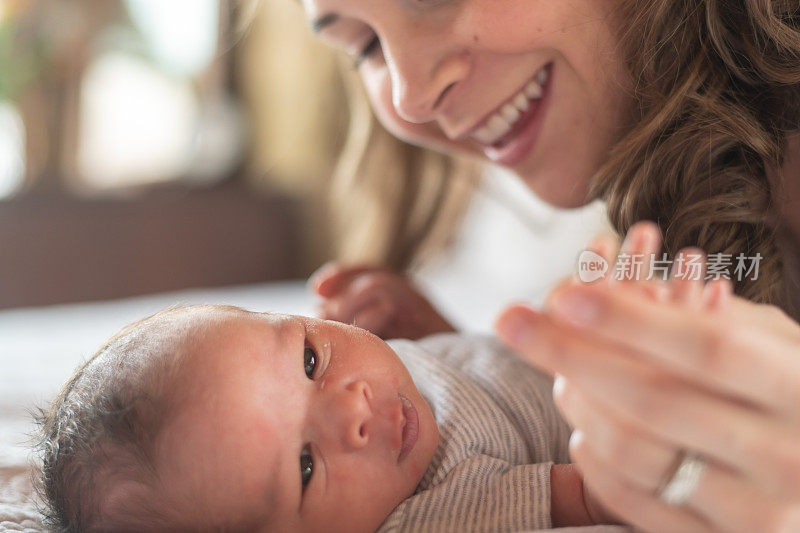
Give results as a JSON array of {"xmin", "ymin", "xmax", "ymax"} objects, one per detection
[{"xmin": 472, "ymin": 1, "xmax": 552, "ymax": 49}]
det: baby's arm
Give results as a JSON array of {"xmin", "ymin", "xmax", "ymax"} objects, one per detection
[{"xmin": 551, "ymin": 464, "xmax": 620, "ymax": 526}]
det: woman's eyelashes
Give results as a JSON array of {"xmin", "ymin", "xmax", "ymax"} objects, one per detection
[
  {"xmin": 354, "ymin": 35, "xmax": 381, "ymax": 69},
  {"xmin": 300, "ymin": 446, "xmax": 314, "ymax": 491}
]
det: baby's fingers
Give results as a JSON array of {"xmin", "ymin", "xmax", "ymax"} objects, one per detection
[
  {"xmin": 309, "ymin": 263, "xmax": 385, "ymax": 298},
  {"xmin": 351, "ymin": 298, "xmax": 395, "ymax": 337}
]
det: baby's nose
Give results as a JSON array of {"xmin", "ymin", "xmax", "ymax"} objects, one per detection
[{"xmin": 336, "ymin": 380, "xmax": 373, "ymax": 450}]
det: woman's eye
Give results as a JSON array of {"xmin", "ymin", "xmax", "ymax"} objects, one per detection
[
  {"xmin": 300, "ymin": 446, "xmax": 314, "ymax": 489},
  {"xmin": 304, "ymin": 346, "xmax": 317, "ymax": 379},
  {"xmin": 354, "ymin": 36, "xmax": 381, "ymax": 69}
]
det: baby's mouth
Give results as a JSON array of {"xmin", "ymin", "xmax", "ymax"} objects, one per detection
[{"xmin": 397, "ymin": 394, "xmax": 419, "ymax": 463}]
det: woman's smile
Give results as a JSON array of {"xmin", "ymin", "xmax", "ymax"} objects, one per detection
[
  {"xmin": 463, "ymin": 63, "xmax": 549, "ymax": 147},
  {"xmin": 479, "ymin": 62, "xmax": 553, "ymax": 167},
  {"xmin": 304, "ymin": 0, "xmax": 635, "ymax": 207}
]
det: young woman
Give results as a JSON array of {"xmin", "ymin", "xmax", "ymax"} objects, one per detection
[{"xmin": 301, "ymin": 1, "xmax": 800, "ymax": 531}]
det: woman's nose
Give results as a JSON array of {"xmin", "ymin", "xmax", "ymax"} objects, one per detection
[
  {"xmin": 330, "ymin": 380, "xmax": 373, "ymax": 450},
  {"xmin": 384, "ymin": 39, "xmax": 470, "ymax": 124}
]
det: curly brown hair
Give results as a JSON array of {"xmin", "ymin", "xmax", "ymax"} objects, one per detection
[
  {"xmin": 590, "ymin": 0, "xmax": 800, "ymax": 313},
  {"xmin": 331, "ymin": 0, "xmax": 800, "ymax": 314}
]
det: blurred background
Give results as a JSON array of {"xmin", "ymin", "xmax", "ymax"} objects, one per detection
[
  {"xmin": 0, "ymin": 0, "xmax": 609, "ymax": 322},
  {"xmin": 0, "ymin": 0, "xmax": 352, "ymax": 308}
]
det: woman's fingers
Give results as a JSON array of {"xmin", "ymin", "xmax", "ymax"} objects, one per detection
[
  {"xmin": 571, "ymin": 428, "xmax": 799, "ymax": 533},
  {"xmin": 497, "ymin": 305, "xmax": 800, "ymax": 497},
  {"xmin": 670, "ymin": 248, "xmax": 707, "ymax": 309},
  {"xmin": 562, "ymin": 381, "xmax": 800, "ymax": 533},
  {"xmin": 586, "ymin": 233, "xmax": 619, "ymax": 266},
  {"xmin": 612, "ymin": 220, "xmax": 663, "ymax": 284},
  {"xmin": 568, "ymin": 430, "xmax": 715, "ymax": 533},
  {"xmin": 540, "ymin": 282, "xmax": 800, "ymax": 417},
  {"xmin": 584, "ymin": 232, "xmax": 620, "ymax": 288},
  {"xmin": 581, "ymin": 222, "xmax": 672, "ymax": 301},
  {"xmin": 554, "ymin": 375, "xmax": 680, "ymax": 493},
  {"xmin": 702, "ymin": 278, "xmax": 733, "ymax": 312}
]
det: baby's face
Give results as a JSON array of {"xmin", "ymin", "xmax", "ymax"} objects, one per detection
[{"xmin": 159, "ymin": 310, "xmax": 438, "ymax": 532}]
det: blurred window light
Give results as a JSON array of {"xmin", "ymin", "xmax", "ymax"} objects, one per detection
[
  {"xmin": 75, "ymin": 0, "xmax": 240, "ymax": 190},
  {"xmin": 77, "ymin": 52, "xmax": 199, "ymax": 189},
  {"xmin": 0, "ymin": 101, "xmax": 25, "ymax": 197},
  {"xmin": 124, "ymin": 0, "xmax": 220, "ymax": 77}
]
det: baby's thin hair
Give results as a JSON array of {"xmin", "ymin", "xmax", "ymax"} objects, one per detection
[{"xmin": 32, "ymin": 305, "xmax": 222, "ymax": 532}]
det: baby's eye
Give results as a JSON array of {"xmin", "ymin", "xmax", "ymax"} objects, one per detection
[
  {"xmin": 304, "ymin": 346, "xmax": 317, "ymax": 379},
  {"xmin": 300, "ymin": 446, "xmax": 314, "ymax": 489}
]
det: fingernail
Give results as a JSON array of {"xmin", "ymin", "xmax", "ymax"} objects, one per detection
[
  {"xmin": 552, "ymin": 374, "xmax": 567, "ymax": 398},
  {"xmin": 552, "ymin": 289, "xmax": 600, "ymax": 326},
  {"xmin": 496, "ymin": 311, "xmax": 536, "ymax": 348},
  {"xmin": 569, "ymin": 429, "xmax": 585, "ymax": 451}
]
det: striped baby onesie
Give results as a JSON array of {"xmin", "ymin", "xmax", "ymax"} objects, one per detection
[{"xmin": 378, "ymin": 333, "xmax": 572, "ymax": 533}]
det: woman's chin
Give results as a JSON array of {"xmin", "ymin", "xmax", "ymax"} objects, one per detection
[{"xmin": 507, "ymin": 165, "xmax": 592, "ymax": 208}]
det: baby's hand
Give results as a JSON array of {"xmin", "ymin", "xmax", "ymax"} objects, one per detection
[
  {"xmin": 308, "ymin": 263, "xmax": 456, "ymax": 340},
  {"xmin": 550, "ymin": 463, "xmax": 622, "ymax": 526}
]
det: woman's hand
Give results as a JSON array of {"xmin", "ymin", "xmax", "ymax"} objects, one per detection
[
  {"xmin": 496, "ymin": 222, "xmax": 800, "ymax": 533},
  {"xmin": 309, "ymin": 263, "xmax": 456, "ymax": 340}
]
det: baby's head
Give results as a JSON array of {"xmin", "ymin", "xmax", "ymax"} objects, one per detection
[{"xmin": 36, "ymin": 305, "xmax": 438, "ymax": 532}]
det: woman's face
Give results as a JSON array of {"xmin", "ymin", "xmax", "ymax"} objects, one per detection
[{"xmin": 302, "ymin": 0, "xmax": 635, "ymax": 207}]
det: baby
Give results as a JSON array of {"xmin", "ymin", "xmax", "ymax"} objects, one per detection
[{"xmin": 35, "ymin": 304, "xmax": 617, "ymax": 532}]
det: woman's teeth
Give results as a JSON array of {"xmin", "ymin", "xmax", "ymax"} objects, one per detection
[{"xmin": 472, "ymin": 67, "xmax": 548, "ymax": 146}]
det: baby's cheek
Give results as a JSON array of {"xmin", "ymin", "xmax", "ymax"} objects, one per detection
[
  {"xmin": 331, "ymin": 465, "xmax": 361, "ymax": 487},
  {"xmin": 329, "ymin": 462, "xmax": 406, "ymax": 519}
]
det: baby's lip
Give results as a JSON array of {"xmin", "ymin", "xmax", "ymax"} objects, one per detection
[{"xmin": 397, "ymin": 394, "xmax": 419, "ymax": 463}]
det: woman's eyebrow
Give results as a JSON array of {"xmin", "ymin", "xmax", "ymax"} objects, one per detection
[{"xmin": 311, "ymin": 13, "xmax": 339, "ymax": 33}]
